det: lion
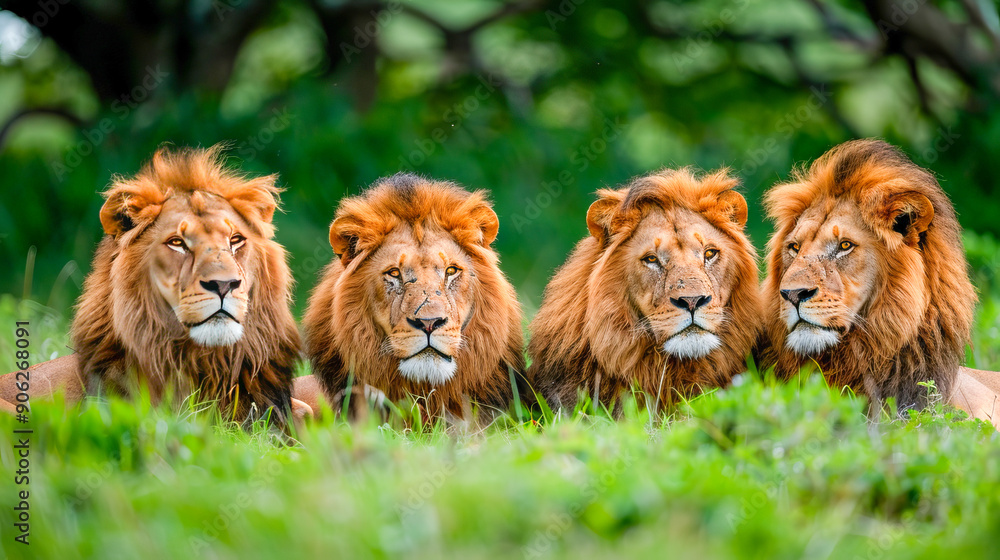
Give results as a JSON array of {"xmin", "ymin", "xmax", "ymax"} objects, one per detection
[
  {"xmin": 298, "ymin": 173, "xmax": 526, "ymax": 420},
  {"xmin": 527, "ymin": 168, "xmax": 762, "ymax": 412},
  {"xmin": 0, "ymin": 146, "xmax": 306, "ymax": 428},
  {"xmin": 760, "ymin": 138, "xmax": 999, "ymax": 427}
]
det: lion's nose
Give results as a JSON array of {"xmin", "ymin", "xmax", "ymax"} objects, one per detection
[
  {"xmin": 670, "ymin": 295, "xmax": 712, "ymax": 312},
  {"xmin": 407, "ymin": 317, "xmax": 447, "ymax": 334},
  {"xmin": 780, "ymin": 288, "xmax": 817, "ymax": 307},
  {"xmin": 201, "ymin": 279, "xmax": 241, "ymax": 299}
]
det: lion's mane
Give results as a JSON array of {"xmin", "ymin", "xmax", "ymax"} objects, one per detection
[
  {"xmin": 302, "ymin": 173, "xmax": 525, "ymax": 417},
  {"xmin": 71, "ymin": 146, "xmax": 301, "ymax": 425},
  {"xmin": 761, "ymin": 139, "xmax": 976, "ymax": 408},
  {"xmin": 528, "ymin": 169, "xmax": 761, "ymax": 409}
]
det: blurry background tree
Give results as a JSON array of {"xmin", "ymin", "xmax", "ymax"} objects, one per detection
[{"xmin": 1, "ymin": 0, "xmax": 999, "ymax": 315}]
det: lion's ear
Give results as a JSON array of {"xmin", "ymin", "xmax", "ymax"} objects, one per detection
[
  {"xmin": 471, "ymin": 205, "xmax": 500, "ymax": 246},
  {"xmin": 99, "ymin": 183, "xmax": 164, "ymax": 237},
  {"xmin": 882, "ymin": 192, "xmax": 934, "ymax": 246},
  {"xmin": 329, "ymin": 215, "xmax": 365, "ymax": 263},
  {"xmin": 586, "ymin": 192, "xmax": 621, "ymax": 243},
  {"xmin": 715, "ymin": 190, "xmax": 748, "ymax": 227}
]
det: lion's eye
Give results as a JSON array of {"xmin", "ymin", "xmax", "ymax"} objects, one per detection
[
  {"xmin": 166, "ymin": 237, "xmax": 187, "ymax": 252},
  {"xmin": 230, "ymin": 234, "xmax": 246, "ymax": 251},
  {"xmin": 445, "ymin": 266, "xmax": 460, "ymax": 276},
  {"xmin": 788, "ymin": 242, "xmax": 800, "ymax": 253},
  {"xmin": 704, "ymin": 248, "xmax": 719, "ymax": 261},
  {"xmin": 641, "ymin": 255, "xmax": 659, "ymax": 265},
  {"xmin": 839, "ymin": 240, "xmax": 855, "ymax": 252},
  {"xmin": 385, "ymin": 268, "xmax": 402, "ymax": 278}
]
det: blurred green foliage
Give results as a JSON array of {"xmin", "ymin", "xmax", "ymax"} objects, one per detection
[{"xmin": 1, "ymin": 0, "xmax": 999, "ymax": 318}]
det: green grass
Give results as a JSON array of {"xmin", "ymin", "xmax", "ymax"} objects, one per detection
[
  {"xmin": 1, "ymin": 231, "xmax": 1000, "ymax": 559},
  {"xmin": 1, "ymin": 362, "xmax": 998, "ymax": 560}
]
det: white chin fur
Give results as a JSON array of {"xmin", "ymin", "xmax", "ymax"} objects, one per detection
[
  {"xmin": 398, "ymin": 353, "xmax": 457, "ymax": 385},
  {"xmin": 662, "ymin": 330, "xmax": 721, "ymax": 360},
  {"xmin": 189, "ymin": 320, "xmax": 244, "ymax": 347},
  {"xmin": 785, "ymin": 326, "xmax": 840, "ymax": 356}
]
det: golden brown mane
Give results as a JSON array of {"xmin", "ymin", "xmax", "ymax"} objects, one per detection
[
  {"xmin": 761, "ymin": 139, "xmax": 976, "ymax": 409},
  {"xmin": 527, "ymin": 168, "xmax": 761, "ymax": 410},
  {"xmin": 302, "ymin": 173, "xmax": 525, "ymax": 418},
  {"xmin": 72, "ymin": 146, "xmax": 301, "ymax": 426}
]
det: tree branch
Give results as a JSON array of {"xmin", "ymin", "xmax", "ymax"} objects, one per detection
[
  {"xmin": 860, "ymin": 0, "xmax": 1000, "ymax": 98},
  {"xmin": 0, "ymin": 108, "xmax": 85, "ymax": 150}
]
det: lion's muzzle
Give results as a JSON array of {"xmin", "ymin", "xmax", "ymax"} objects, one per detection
[
  {"xmin": 780, "ymin": 282, "xmax": 842, "ymax": 355},
  {"xmin": 181, "ymin": 275, "xmax": 248, "ymax": 347},
  {"xmin": 659, "ymin": 292, "xmax": 722, "ymax": 360},
  {"xmin": 397, "ymin": 312, "xmax": 458, "ymax": 385}
]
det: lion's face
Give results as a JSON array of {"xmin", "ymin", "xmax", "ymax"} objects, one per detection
[
  {"xmin": 72, "ymin": 146, "xmax": 301, "ymax": 426},
  {"xmin": 760, "ymin": 139, "xmax": 978, "ymax": 409},
  {"xmin": 529, "ymin": 169, "xmax": 761, "ymax": 408},
  {"xmin": 307, "ymin": 174, "xmax": 523, "ymax": 407},
  {"xmin": 365, "ymin": 225, "xmax": 475, "ymax": 384},
  {"xmin": 617, "ymin": 206, "xmax": 741, "ymax": 359},
  {"xmin": 773, "ymin": 198, "xmax": 887, "ymax": 355},
  {"xmin": 305, "ymin": 174, "xmax": 526, "ymax": 414},
  {"xmin": 145, "ymin": 194, "xmax": 256, "ymax": 347}
]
